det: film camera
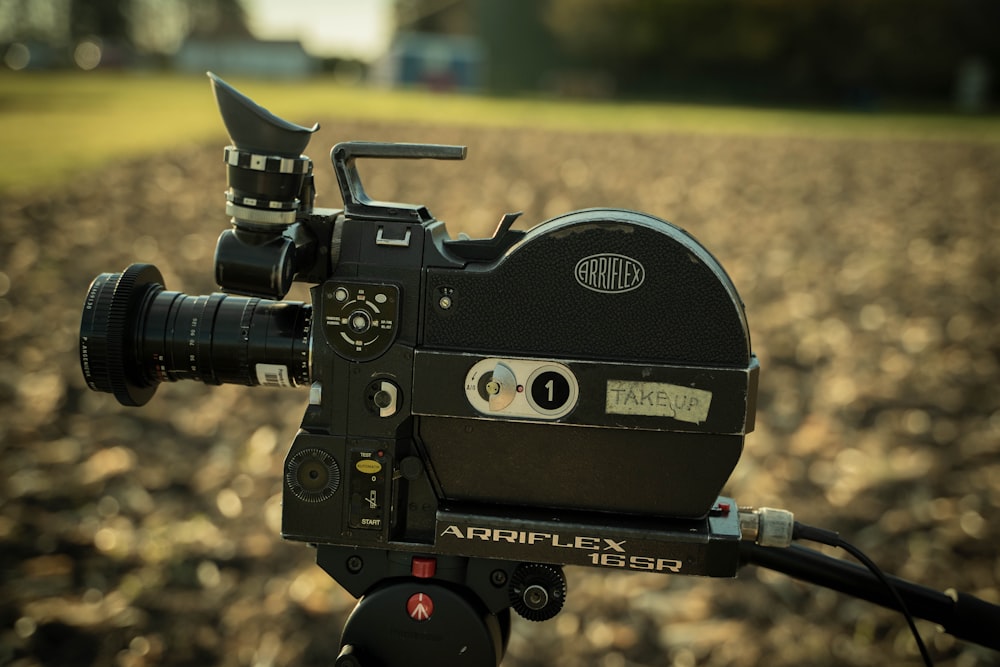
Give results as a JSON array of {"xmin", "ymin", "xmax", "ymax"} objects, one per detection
[{"xmin": 79, "ymin": 74, "xmax": 759, "ymax": 666}]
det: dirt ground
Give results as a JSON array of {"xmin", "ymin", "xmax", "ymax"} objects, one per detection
[{"xmin": 1, "ymin": 116, "xmax": 999, "ymax": 667}]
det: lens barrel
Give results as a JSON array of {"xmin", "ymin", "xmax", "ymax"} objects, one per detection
[{"xmin": 80, "ymin": 264, "xmax": 311, "ymax": 406}]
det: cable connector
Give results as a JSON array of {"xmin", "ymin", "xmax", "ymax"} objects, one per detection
[{"xmin": 739, "ymin": 507, "xmax": 795, "ymax": 547}]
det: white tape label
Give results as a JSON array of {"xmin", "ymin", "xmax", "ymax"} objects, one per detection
[
  {"xmin": 256, "ymin": 364, "xmax": 292, "ymax": 388},
  {"xmin": 605, "ymin": 380, "xmax": 712, "ymax": 424}
]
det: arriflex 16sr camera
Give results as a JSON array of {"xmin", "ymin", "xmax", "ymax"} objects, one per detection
[{"xmin": 80, "ymin": 74, "xmax": 759, "ymax": 666}]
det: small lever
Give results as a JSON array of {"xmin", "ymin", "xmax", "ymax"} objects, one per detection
[{"xmin": 444, "ymin": 212, "xmax": 526, "ymax": 261}]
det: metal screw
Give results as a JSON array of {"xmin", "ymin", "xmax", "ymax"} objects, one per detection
[
  {"xmin": 490, "ymin": 569, "xmax": 508, "ymax": 587},
  {"xmin": 346, "ymin": 555, "xmax": 363, "ymax": 574},
  {"xmin": 523, "ymin": 584, "xmax": 549, "ymax": 610},
  {"xmin": 438, "ymin": 295, "xmax": 453, "ymax": 310}
]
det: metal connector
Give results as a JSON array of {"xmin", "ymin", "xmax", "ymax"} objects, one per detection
[{"xmin": 739, "ymin": 507, "xmax": 794, "ymax": 548}]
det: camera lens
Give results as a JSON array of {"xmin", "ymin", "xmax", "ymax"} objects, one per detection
[{"xmin": 80, "ymin": 263, "xmax": 311, "ymax": 406}]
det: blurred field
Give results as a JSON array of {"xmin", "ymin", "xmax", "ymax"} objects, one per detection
[
  {"xmin": 1, "ymin": 75, "xmax": 999, "ymax": 667},
  {"xmin": 2, "ymin": 71, "xmax": 1000, "ymax": 193}
]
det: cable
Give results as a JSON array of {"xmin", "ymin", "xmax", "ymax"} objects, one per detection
[
  {"xmin": 792, "ymin": 521, "xmax": 934, "ymax": 667},
  {"xmin": 741, "ymin": 542, "xmax": 1000, "ymax": 651}
]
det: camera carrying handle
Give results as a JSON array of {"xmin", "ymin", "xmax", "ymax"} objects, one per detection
[{"xmin": 331, "ymin": 141, "xmax": 467, "ymax": 223}]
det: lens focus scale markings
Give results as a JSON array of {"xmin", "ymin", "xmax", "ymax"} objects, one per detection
[{"xmin": 80, "ymin": 273, "xmax": 117, "ymax": 393}]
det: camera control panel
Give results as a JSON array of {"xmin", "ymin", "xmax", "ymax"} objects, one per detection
[
  {"xmin": 348, "ymin": 447, "xmax": 390, "ymax": 531},
  {"xmin": 322, "ymin": 282, "xmax": 400, "ymax": 362},
  {"xmin": 464, "ymin": 358, "xmax": 579, "ymax": 420}
]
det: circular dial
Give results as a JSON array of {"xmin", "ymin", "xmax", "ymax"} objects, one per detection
[{"xmin": 286, "ymin": 448, "xmax": 341, "ymax": 503}]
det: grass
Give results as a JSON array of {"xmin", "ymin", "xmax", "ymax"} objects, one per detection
[{"xmin": 2, "ymin": 70, "xmax": 999, "ymax": 193}]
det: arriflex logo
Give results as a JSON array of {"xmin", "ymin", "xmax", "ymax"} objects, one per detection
[{"xmin": 574, "ymin": 253, "xmax": 645, "ymax": 294}]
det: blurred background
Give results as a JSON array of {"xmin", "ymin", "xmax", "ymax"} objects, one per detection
[
  {"xmin": 1, "ymin": 0, "xmax": 998, "ymax": 106},
  {"xmin": 1, "ymin": 1, "xmax": 999, "ymax": 667}
]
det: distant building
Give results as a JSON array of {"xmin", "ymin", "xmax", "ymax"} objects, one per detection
[
  {"xmin": 174, "ymin": 38, "xmax": 316, "ymax": 78},
  {"xmin": 373, "ymin": 32, "xmax": 483, "ymax": 92}
]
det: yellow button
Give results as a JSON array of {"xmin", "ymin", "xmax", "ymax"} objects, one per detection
[{"xmin": 356, "ymin": 459, "xmax": 382, "ymax": 474}]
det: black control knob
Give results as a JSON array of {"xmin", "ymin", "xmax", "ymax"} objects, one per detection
[
  {"xmin": 348, "ymin": 309, "xmax": 372, "ymax": 334},
  {"xmin": 508, "ymin": 563, "xmax": 567, "ymax": 622}
]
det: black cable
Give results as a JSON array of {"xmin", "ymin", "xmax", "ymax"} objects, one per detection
[
  {"xmin": 741, "ymin": 542, "xmax": 1000, "ymax": 651},
  {"xmin": 792, "ymin": 521, "xmax": 934, "ymax": 667}
]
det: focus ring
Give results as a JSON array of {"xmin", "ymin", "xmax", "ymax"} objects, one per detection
[
  {"xmin": 104, "ymin": 269, "xmax": 137, "ymax": 403},
  {"xmin": 80, "ymin": 273, "xmax": 117, "ymax": 393},
  {"xmin": 79, "ymin": 264, "xmax": 165, "ymax": 407}
]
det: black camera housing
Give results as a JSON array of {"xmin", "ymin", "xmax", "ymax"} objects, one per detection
[
  {"xmin": 80, "ymin": 75, "xmax": 759, "ymax": 618},
  {"xmin": 287, "ymin": 198, "xmax": 760, "ymax": 535}
]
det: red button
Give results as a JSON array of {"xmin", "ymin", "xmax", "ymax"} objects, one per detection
[
  {"xmin": 411, "ymin": 556, "xmax": 436, "ymax": 578},
  {"xmin": 406, "ymin": 593, "xmax": 434, "ymax": 621}
]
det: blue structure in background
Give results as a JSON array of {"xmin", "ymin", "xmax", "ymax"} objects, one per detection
[{"xmin": 376, "ymin": 32, "xmax": 483, "ymax": 93}]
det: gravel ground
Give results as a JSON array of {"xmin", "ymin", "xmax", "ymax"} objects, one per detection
[{"xmin": 1, "ymin": 117, "xmax": 999, "ymax": 667}]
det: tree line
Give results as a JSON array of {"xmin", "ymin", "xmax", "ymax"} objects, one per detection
[
  {"xmin": 4, "ymin": 0, "xmax": 996, "ymax": 106},
  {"xmin": 406, "ymin": 0, "xmax": 998, "ymax": 105}
]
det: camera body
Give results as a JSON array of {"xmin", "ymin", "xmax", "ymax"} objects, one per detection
[
  {"xmin": 286, "ymin": 190, "xmax": 759, "ymax": 567},
  {"xmin": 80, "ymin": 77, "xmax": 759, "ymax": 634}
]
